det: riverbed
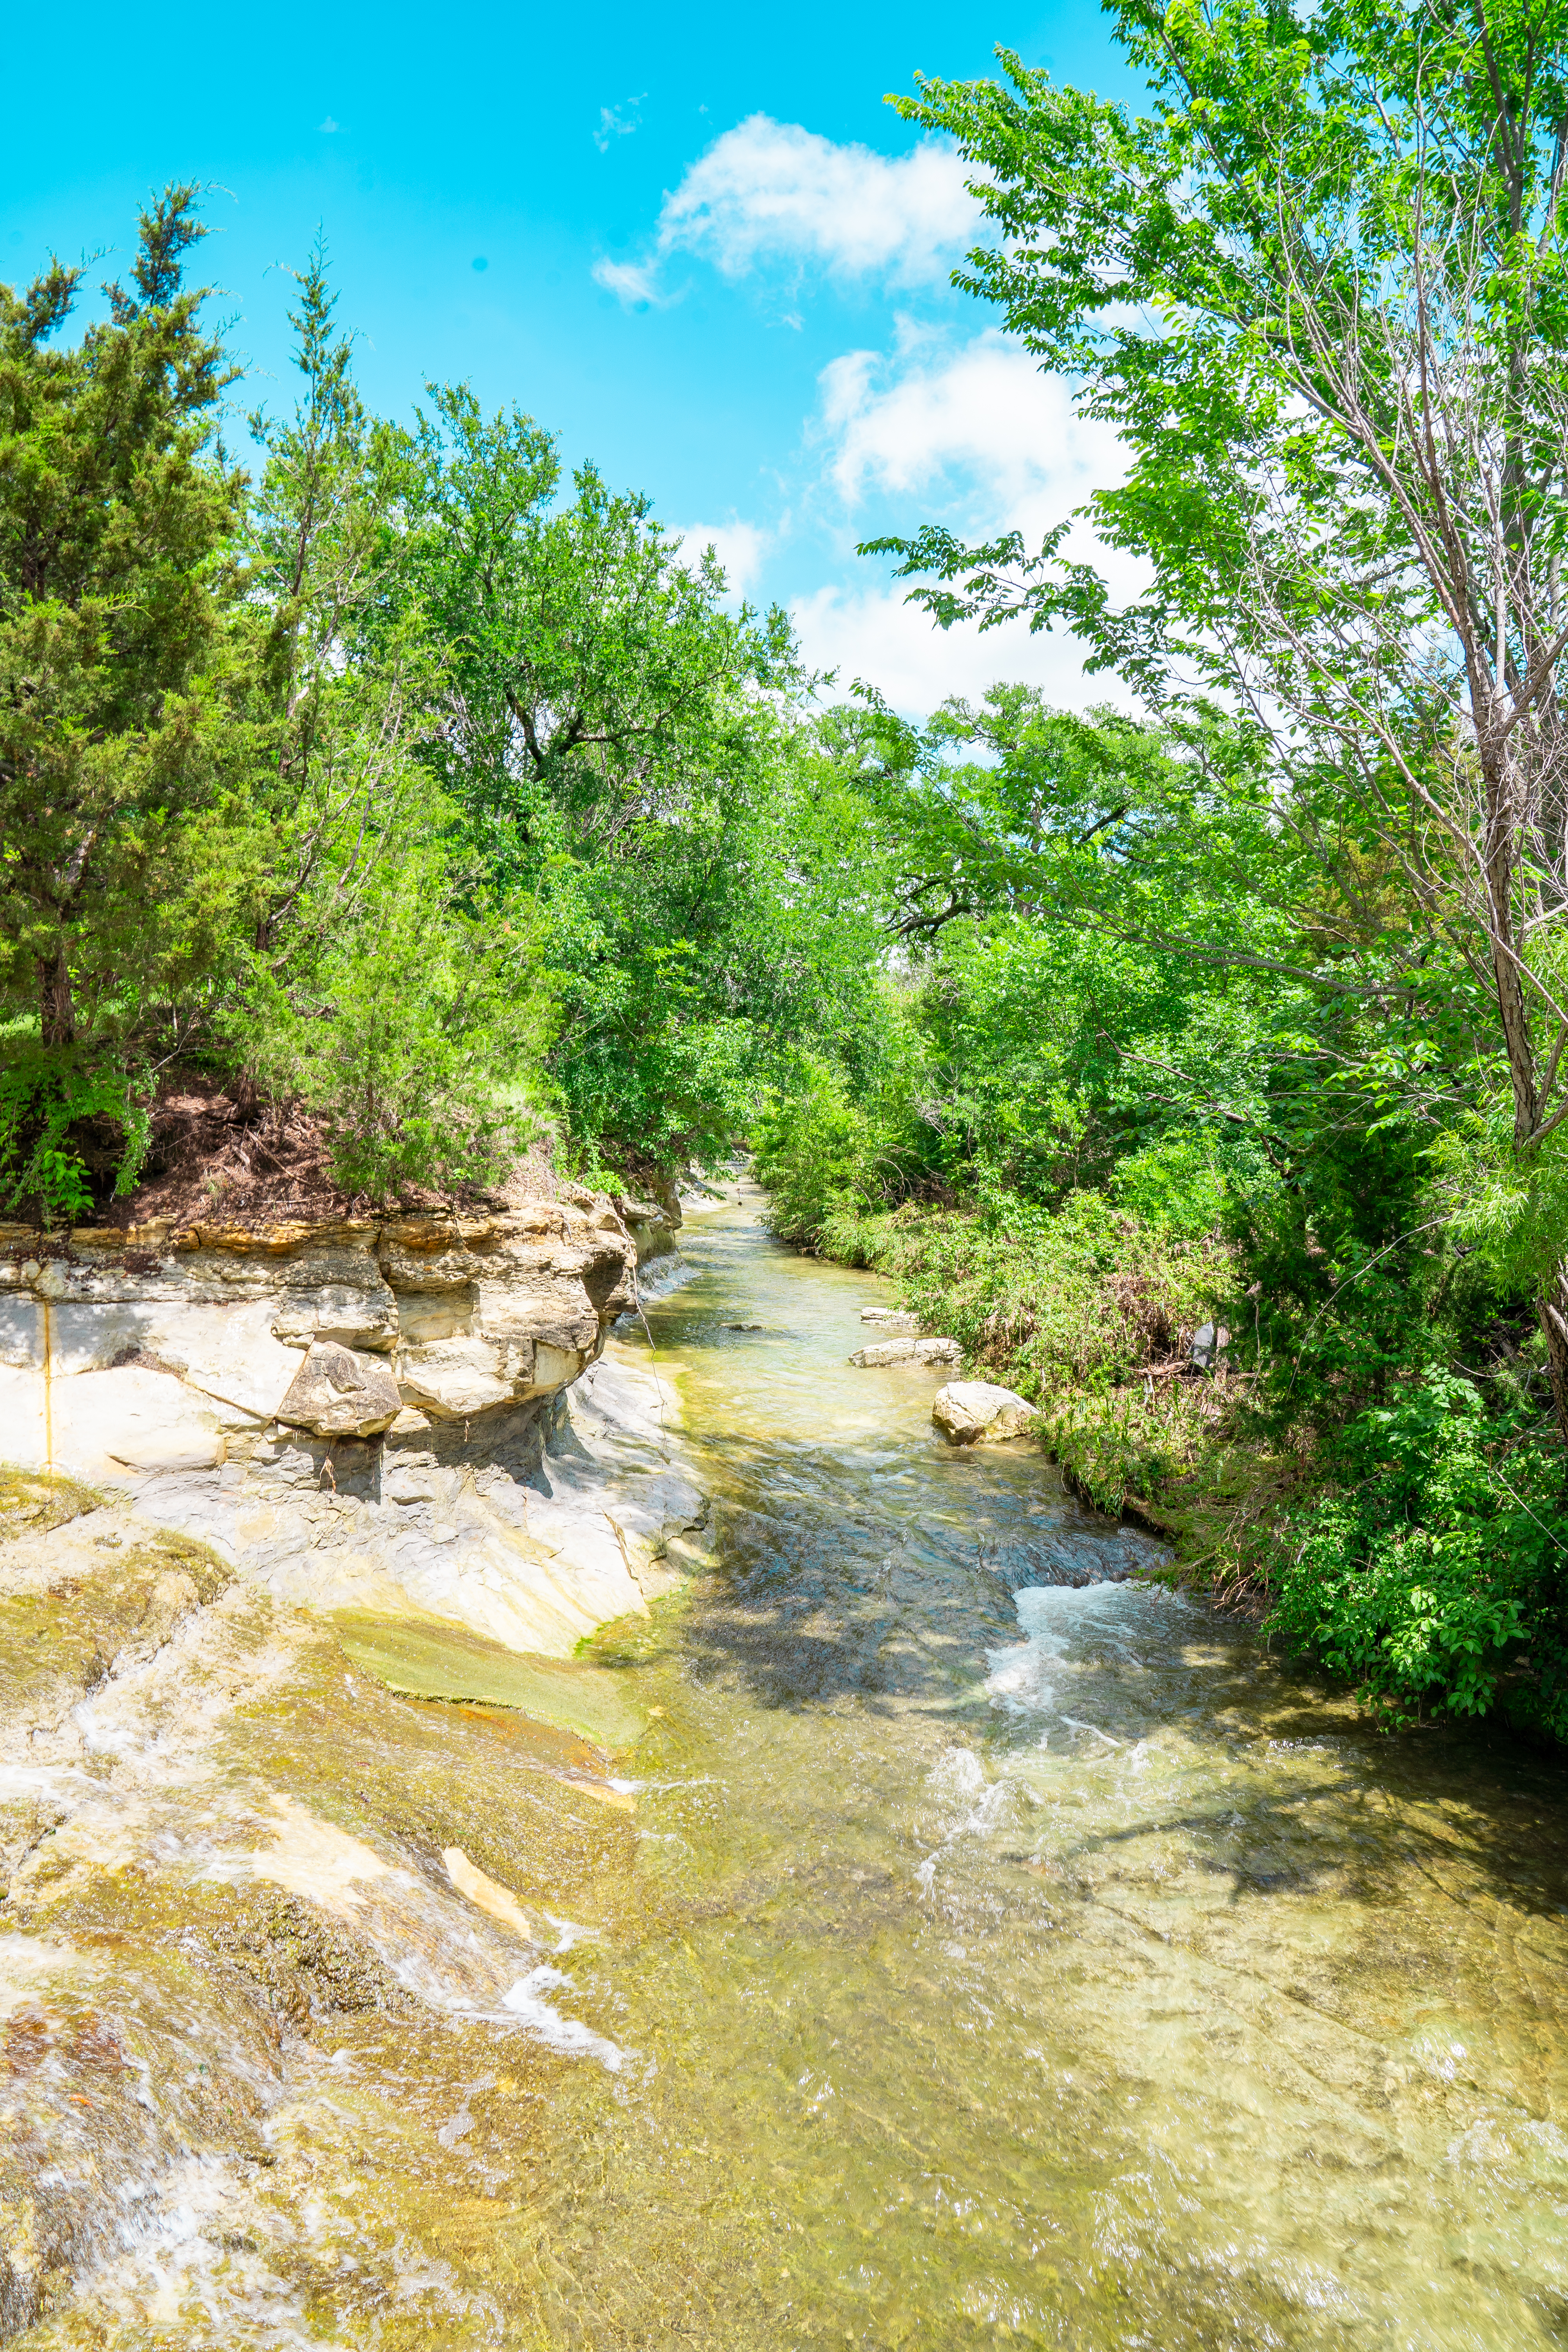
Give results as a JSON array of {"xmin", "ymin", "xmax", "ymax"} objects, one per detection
[{"xmin": 9, "ymin": 1187, "xmax": 1568, "ymax": 2347}]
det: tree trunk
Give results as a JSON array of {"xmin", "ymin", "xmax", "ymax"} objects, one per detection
[
  {"xmin": 1538, "ymin": 1263, "xmax": 1568, "ymax": 1446},
  {"xmin": 38, "ymin": 949, "xmax": 74, "ymax": 1047}
]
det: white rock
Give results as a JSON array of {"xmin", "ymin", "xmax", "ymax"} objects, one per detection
[
  {"xmin": 931, "ymin": 1381, "xmax": 1038, "ymax": 1445},
  {"xmin": 0, "ymin": 1193, "xmax": 692, "ymax": 1664},
  {"xmin": 52, "ymin": 1366, "xmax": 234, "ymax": 1478},
  {"xmin": 850, "ymin": 1335, "xmax": 962, "ymax": 1368}
]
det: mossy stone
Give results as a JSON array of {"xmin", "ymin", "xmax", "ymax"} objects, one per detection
[{"xmin": 332, "ymin": 1610, "xmax": 644, "ymax": 1749}]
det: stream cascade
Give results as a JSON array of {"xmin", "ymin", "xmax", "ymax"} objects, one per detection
[{"xmin": 1, "ymin": 1174, "xmax": 1566, "ymax": 2349}]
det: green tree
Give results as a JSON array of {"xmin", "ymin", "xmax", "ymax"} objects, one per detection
[
  {"xmin": 403, "ymin": 388, "xmax": 843, "ymax": 1170},
  {"xmin": 882, "ymin": 0, "xmax": 1568, "ymax": 1437},
  {"xmin": 0, "ymin": 186, "xmax": 247, "ymax": 1051}
]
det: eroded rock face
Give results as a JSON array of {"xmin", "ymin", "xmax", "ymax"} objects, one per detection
[
  {"xmin": 932, "ymin": 1380, "xmax": 1038, "ymax": 1445},
  {"xmin": 0, "ymin": 1190, "xmax": 703, "ymax": 1666},
  {"xmin": 0, "ymin": 1191, "xmax": 638, "ymax": 1481},
  {"xmin": 612, "ymin": 1174, "xmax": 683, "ymax": 1269}
]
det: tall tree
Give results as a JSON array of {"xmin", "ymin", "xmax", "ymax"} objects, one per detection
[
  {"xmin": 0, "ymin": 186, "xmax": 245, "ymax": 1050},
  {"xmin": 880, "ymin": 0, "xmax": 1568, "ymax": 1437}
]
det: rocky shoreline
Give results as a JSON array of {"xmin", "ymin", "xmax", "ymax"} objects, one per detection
[{"xmin": 0, "ymin": 1183, "xmax": 700, "ymax": 1659}]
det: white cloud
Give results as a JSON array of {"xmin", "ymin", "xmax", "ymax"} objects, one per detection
[
  {"xmin": 673, "ymin": 519, "xmax": 773, "ymax": 599},
  {"xmin": 791, "ymin": 582, "xmax": 1139, "ymax": 719},
  {"xmin": 818, "ymin": 329, "xmax": 1124, "ymax": 513},
  {"xmin": 594, "ymin": 97, "xmax": 644, "ymax": 153},
  {"xmin": 595, "ymin": 114, "xmax": 981, "ymax": 305},
  {"xmin": 592, "ymin": 256, "xmax": 667, "ymax": 307},
  {"xmin": 318, "ymin": 116, "xmax": 340, "ymax": 133}
]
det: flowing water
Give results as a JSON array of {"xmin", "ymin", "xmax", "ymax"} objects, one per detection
[{"xmin": 8, "ymin": 1187, "xmax": 1568, "ymax": 2348}]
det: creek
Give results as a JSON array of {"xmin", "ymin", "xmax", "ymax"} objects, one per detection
[{"xmin": 9, "ymin": 1183, "xmax": 1568, "ymax": 2348}]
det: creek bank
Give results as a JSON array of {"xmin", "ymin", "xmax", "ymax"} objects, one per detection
[{"xmin": 0, "ymin": 1185, "xmax": 707, "ymax": 1658}]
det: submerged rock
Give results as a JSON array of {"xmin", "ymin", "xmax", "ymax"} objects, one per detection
[
  {"xmin": 932, "ymin": 1380, "xmax": 1038, "ymax": 1445},
  {"xmin": 850, "ymin": 1335, "xmax": 962, "ymax": 1368}
]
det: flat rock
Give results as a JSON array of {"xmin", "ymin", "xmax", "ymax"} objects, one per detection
[
  {"xmin": 276, "ymin": 1342, "xmax": 403, "ymax": 1437},
  {"xmin": 932, "ymin": 1380, "xmax": 1037, "ymax": 1445},
  {"xmin": 850, "ymin": 1336, "xmax": 962, "ymax": 1368},
  {"xmin": 860, "ymin": 1308, "xmax": 918, "ymax": 1329}
]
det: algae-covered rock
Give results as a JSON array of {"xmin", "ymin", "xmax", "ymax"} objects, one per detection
[
  {"xmin": 0, "ymin": 1531, "xmax": 232, "ymax": 1730},
  {"xmin": 333, "ymin": 1608, "xmax": 645, "ymax": 1748},
  {"xmin": 0, "ymin": 1467, "xmax": 97, "ymax": 1543}
]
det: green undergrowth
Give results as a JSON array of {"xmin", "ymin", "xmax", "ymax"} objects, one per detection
[
  {"xmin": 798, "ymin": 1198, "xmax": 1568, "ymax": 1744},
  {"xmin": 812, "ymin": 1194, "xmax": 1254, "ymax": 1551}
]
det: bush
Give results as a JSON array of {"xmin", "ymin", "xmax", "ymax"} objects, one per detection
[
  {"xmin": 245, "ymin": 863, "xmax": 550, "ymax": 1202},
  {"xmin": 1266, "ymin": 1373, "xmax": 1568, "ymax": 1735},
  {"xmin": 880, "ymin": 1191, "xmax": 1231, "ymax": 1399},
  {"xmin": 0, "ymin": 1046, "xmax": 151, "ymax": 1228},
  {"xmin": 751, "ymin": 1060, "xmax": 894, "ymax": 1243}
]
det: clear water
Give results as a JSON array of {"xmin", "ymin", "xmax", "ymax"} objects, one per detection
[{"xmin": 10, "ymin": 1188, "xmax": 1568, "ymax": 2348}]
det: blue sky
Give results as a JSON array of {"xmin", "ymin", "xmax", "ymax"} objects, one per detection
[{"xmin": 3, "ymin": 2, "xmax": 1140, "ymax": 713}]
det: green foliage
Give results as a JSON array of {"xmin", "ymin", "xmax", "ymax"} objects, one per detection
[
  {"xmin": 1267, "ymin": 1376, "xmax": 1568, "ymax": 1737},
  {"xmin": 885, "ymin": 1192, "xmax": 1230, "ymax": 1400},
  {"xmin": 0, "ymin": 187, "xmax": 251, "ymax": 1051},
  {"xmin": 245, "ymin": 855, "xmax": 548, "ymax": 1202},
  {"xmin": 0, "ymin": 1045, "xmax": 149, "ymax": 1226},
  {"xmin": 396, "ymin": 385, "xmax": 857, "ymax": 1168}
]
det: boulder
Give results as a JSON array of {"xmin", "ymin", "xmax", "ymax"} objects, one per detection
[
  {"xmin": 850, "ymin": 1336, "xmax": 962, "ymax": 1368},
  {"xmin": 932, "ymin": 1380, "xmax": 1037, "ymax": 1445},
  {"xmin": 275, "ymin": 1342, "xmax": 403, "ymax": 1437}
]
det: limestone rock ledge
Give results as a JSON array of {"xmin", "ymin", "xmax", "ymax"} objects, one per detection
[{"xmin": 0, "ymin": 1193, "xmax": 706, "ymax": 1656}]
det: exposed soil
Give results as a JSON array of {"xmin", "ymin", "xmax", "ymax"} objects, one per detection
[{"xmin": 77, "ymin": 1072, "xmax": 566, "ymax": 1234}]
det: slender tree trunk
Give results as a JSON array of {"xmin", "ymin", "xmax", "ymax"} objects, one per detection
[
  {"xmin": 1479, "ymin": 749, "xmax": 1568, "ymax": 1446},
  {"xmin": 1537, "ymin": 1265, "xmax": 1568, "ymax": 1443},
  {"xmin": 38, "ymin": 949, "xmax": 74, "ymax": 1047}
]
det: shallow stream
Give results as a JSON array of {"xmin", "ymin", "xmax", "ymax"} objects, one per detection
[
  {"xmin": 515, "ymin": 1186, "xmax": 1568, "ymax": 2349},
  {"xmin": 10, "ymin": 1187, "xmax": 1568, "ymax": 2347}
]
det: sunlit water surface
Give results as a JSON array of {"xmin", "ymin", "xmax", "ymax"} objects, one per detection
[{"xmin": 16, "ymin": 1187, "xmax": 1568, "ymax": 2349}]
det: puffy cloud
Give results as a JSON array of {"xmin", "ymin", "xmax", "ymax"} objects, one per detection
[
  {"xmin": 594, "ymin": 114, "xmax": 981, "ymax": 304},
  {"xmin": 818, "ymin": 328, "xmax": 1124, "ymax": 513},
  {"xmin": 790, "ymin": 581, "xmax": 1138, "ymax": 719},
  {"xmin": 789, "ymin": 327, "xmax": 1143, "ymax": 712}
]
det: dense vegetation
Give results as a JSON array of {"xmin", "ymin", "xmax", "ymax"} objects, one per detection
[{"xmin": 6, "ymin": 0, "xmax": 1568, "ymax": 1745}]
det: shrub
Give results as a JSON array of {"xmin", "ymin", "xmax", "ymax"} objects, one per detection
[
  {"xmin": 1266, "ymin": 1373, "xmax": 1568, "ymax": 1735},
  {"xmin": 0, "ymin": 1046, "xmax": 151, "ymax": 1228},
  {"xmin": 245, "ymin": 863, "xmax": 550, "ymax": 1202}
]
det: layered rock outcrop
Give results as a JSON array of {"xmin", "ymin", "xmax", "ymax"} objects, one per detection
[
  {"xmin": 0, "ymin": 1189, "xmax": 707, "ymax": 1656},
  {"xmin": 0, "ymin": 1190, "xmax": 635, "ymax": 1469}
]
